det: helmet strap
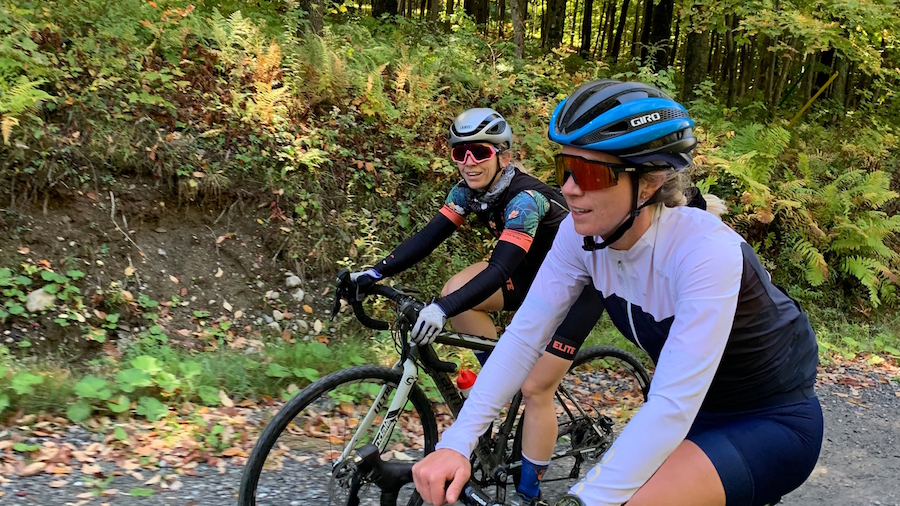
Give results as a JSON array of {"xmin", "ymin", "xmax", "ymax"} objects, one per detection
[{"xmin": 582, "ymin": 174, "xmax": 659, "ymax": 251}]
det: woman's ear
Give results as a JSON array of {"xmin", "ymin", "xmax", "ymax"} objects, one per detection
[
  {"xmin": 638, "ymin": 171, "xmax": 666, "ymax": 200},
  {"xmin": 498, "ymin": 150, "xmax": 512, "ymax": 166}
]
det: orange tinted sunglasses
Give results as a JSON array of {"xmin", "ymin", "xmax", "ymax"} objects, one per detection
[{"xmin": 554, "ymin": 154, "xmax": 636, "ymax": 191}]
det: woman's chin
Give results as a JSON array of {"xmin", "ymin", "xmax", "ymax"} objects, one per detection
[{"xmin": 572, "ymin": 221, "xmax": 604, "ymax": 238}]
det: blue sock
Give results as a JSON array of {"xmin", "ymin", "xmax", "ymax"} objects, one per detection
[
  {"xmin": 474, "ymin": 350, "xmax": 491, "ymax": 366},
  {"xmin": 517, "ymin": 453, "xmax": 550, "ymax": 501}
]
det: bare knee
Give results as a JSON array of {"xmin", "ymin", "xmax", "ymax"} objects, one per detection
[
  {"xmin": 521, "ymin": 375, "xmax": 557, "ymax": 407},
  {"xmin": 441, "ymin": 271, "xmax": 470, "ymax": 297}
]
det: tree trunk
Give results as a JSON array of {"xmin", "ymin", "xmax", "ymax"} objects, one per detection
[
  {"xmin": 724, "ymin": 15, "xmax": 739, "ymax": 107},
  {"xmin": 639, "ymin": 0, "xmax": 653, "ymax": 63},
  {"xmin": 592, "ymin": 0, "xmax": 607, "ymax": 59},
  {"xmin": 845, "ymin": 60, "xmax": 857, "ymax": 109},
  {"xmin": 511, "ymin": 0, "xmax": 525, "ymax": 57},
  {"xmin": 604, "ymin": 0, "xmax": 616, "ymax": 56},
  {"xmin": 737, "ymin": 42, "xmax": 751, "ymax": 100},
  {"xmin": 475, "ymin": 0, "xmax": 489, "ymax": 25},
  {"xmin": 373, "ymin": 0, "xmax": 398, "ymax": 16},
  {"xmin": 580, "ymin": 0, "xmax": 594, "ymax": 57},
  {"xmin": 832, "ymin": 54, "xmax": 849, "ymax": 110},
  {"xmin": 772, "ymin": 39, "xmax": 799, "ymax": 113},
  {"xmin": 499, "ymin": 0, "xmax": 506, "ymax": 36},
  {"xmin": 670, "ymin": 16, "xmax": 679, "ymax": 67},
  {"xmin": 710, "ymin": 32, "xmax": 721, "ymax": 80},
  {"xmin": 299, "ymin": 0, "xmax": 324, "ymax": 34},
  {"xmin": 631, "ymin": 0, "xmax": 642, "ymax": 58},
  {"xmin": 446, "ymin": 0, "xmax": 455, "ymax": 16},
  {"xmin": 646, "ymin": 0, "xmax": 674, "ymax": 70},
  {"xmin": 610, "ymin": 0, "xmax": 631, "ymax": 63},
  {"xmin": 542, "ymin": 0, "xmax": 567, "ymax": 51},
  {"xmin": 570, "ymin": 0, "xmax": 580, "ymax": 47},
  {"xmin": 763, "ymin": 36, "xmax": 779, "ymax": 106},
  {"xmin": 429, "ymin": 0, "xmax": 441, "ymax": 21},
  {"xmin": 681, "ymin": 24, "xmax": 709, "ymax": 102}
]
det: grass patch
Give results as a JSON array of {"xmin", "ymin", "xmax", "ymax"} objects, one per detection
[{"xmin": 0, "ymin": 332, "xmax": 389, "ymax": 422}]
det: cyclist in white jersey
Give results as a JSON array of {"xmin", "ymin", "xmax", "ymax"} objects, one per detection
[{"xmin": 412, "ymin": 80, "xmax": 823, "ymax": 506}]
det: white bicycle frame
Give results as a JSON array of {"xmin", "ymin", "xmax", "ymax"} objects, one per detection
[{"xmin": 337, "ymin": 357, "xmax": 419, "ymax": 463}]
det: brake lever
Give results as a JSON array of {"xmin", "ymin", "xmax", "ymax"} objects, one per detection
[{"xmin": 332, "ymin": 268, "xmax": 352, "ymax": 321}]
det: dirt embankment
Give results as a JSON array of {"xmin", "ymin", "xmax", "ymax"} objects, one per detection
[{"xmin": 0, "ymin": 177, "xmax": 336, "ymax": 361}]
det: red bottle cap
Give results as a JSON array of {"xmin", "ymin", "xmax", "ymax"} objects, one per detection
[{"xmin": 456, "ymin": 369, "xmax": 477, "ymax": 390}]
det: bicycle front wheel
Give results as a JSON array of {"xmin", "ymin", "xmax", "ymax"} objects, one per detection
[{"xmin": 239, "ymin": 365, "xmax": 438, "ymax": 506}]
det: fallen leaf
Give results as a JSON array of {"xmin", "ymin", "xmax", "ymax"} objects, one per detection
[
  {"xmin": 81, "ymin": 464, "xmax": 101, "ymax": 475},
  {"xmin": 215, "ymin": 268, "xmax": 224, "ymax": 278},
  {"xmin": 218, "ymin": 390, "xmax": 234, "ymax": 408},
  {"xmin": 77, "ymin": 492, "xmax": 94, "ymax": 499},
  {"xmin": 216, "ymin": 236, "xmax": 226, "ymax": 244},
  {"xmin": 234, "ymin": 310, "xmax": 243, "ymax": 319},
  {"xmin": 169, "ymin": 275, "xmax": 179, "ymax": 284},
  {"xmin": 17, "ymin": 247, "xmax": 29, "ymax": 254},
  {"xmin": 38, "ymin": 259, "xmax": 52, "ymax": 269},
  {"xmin": 223, "ymin": 301, "xmax": 232, "ymax": 312},
  {"xmin": 49, "ymin": 480, "xmax": 68, "ymax": 488},
  {"xmin": 313, "ymin": 320, "xmax": 323, "ymax": 333},
  {"xmin": 20, "ymin": 462, "xmax": 46, "ymax": 476},
  {"xmin": 303, "ymin": 305, "xmax": 313, "ymax": 314},
  {"xmin": 221, "ymin": 447, "xmax": 248, "ymax": 457},
  {"xmin": 144, "ymin": 474, "xmax": 162, "ymax": 486},
  {"xmin": 316, "ymin": 335, "xmax": 329, "ymax": 344},
  {"xmin": 125, "ymin": 266, "xmax": 135, "ymax": 276}
]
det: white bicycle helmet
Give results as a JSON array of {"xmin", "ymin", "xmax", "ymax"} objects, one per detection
[{"xmin": 449, "ymin": 108, "xmax": 513, "ymax": 150}]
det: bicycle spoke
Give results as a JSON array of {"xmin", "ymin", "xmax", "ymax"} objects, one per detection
[{"xmin": 239, "ymin": 366, "xmax": 437, "ymax": 506}]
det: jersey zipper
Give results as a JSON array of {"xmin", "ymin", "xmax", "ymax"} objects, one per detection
[{"xmin": 627, "ymin": 302, "xmax": 646, "ymax": 353}]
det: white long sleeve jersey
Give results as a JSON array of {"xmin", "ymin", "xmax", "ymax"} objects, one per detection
[{"xmin": 435, "ymin": 205, "xmax": 817, "ymax": 505}]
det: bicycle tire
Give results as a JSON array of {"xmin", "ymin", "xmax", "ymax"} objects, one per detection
[
  {"xmin": 509, "ymin": 345, "xmax": 651, "ymax": 492},
  {"xmin": 238, "ymin": 365, "xmax": 439, "ymax": 506}
]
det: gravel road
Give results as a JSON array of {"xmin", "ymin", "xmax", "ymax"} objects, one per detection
[{"xmin": 2, "ymin": 367, "xmax": 898, "ymax": 506}]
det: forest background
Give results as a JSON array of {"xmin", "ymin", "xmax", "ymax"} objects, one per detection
[{"xmin": 0, "ymin": 0, "xmax": 899, "ymax": 423}]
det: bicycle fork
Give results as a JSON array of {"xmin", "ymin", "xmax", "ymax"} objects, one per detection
[{"xmin": 338, "ymin": 358, "xmax": 419, "ymax": 463}]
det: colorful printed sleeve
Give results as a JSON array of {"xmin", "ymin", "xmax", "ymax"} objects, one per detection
[
  {"xmin": 435, "ymin": 191, "xmax": 549, "ymax": 317},
  {"xmin": 438, "ymin": 184, "xmax": 469, "ymax": 226},
  {"xmin": 498, "ymin": 190, "xmax": 549, "ymax": 252}
]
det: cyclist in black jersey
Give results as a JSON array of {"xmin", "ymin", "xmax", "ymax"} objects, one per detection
[{"xmin": 350, "ymin": 108, "xmax": 606, "ymax": 503}]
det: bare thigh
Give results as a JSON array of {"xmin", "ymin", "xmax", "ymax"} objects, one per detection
[{"xmin": 626, "ymin": 439, "xmax": 726, "ymax": 506}]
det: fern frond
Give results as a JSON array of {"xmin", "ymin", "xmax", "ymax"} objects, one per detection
[
  {"xmin": 1, "ymin": 115, "xmax": 19, "ymax": 145},
  {"xmin": 841, "ymin": 256, "xmax": 883, "ymax": 307},
  {"xmin": 793, "ymin": 239, "xmax": 828, "ymax": 286},
  {"xmin": 0, "ymin": 77, "xmax": 53, "ymax": 115}
]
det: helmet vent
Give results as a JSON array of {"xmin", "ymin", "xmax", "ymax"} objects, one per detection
[{"xmin": 487, "ymin": 120, "xmax": 507, "ymax": 135}]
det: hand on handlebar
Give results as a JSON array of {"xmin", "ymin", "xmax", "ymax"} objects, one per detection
[
  {"xmin": 411, "ymin": 302, "xmax": 447, "ymax": 345},
  {"xmin": 412, "ymin": 448, "xmax": 471, "ymax": 506},
  {"xmin": 349, "ymin": 268, "xmax": 382, "ymax": 300}
]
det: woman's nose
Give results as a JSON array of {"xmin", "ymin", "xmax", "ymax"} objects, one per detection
[{"xmin": 561, "ymin": 175, "xmax": 582, "ymax": 196}]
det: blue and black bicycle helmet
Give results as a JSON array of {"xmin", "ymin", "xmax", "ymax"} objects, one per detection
[
  {"xmin": 549, "ymin": 79, "xmax": 696, "ymax": 170},
  {"xmin": 549, "ymin": 80, "xmax": 698, "ymax": 250}
]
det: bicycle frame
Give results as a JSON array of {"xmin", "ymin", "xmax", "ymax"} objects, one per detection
[
  {"xmin": 325, "ymin": 271, "xmax": 627, "ymax": 504},
  {"xmin": 340, "ymin": 328, "xmax": 530, "ymax": 502}
]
